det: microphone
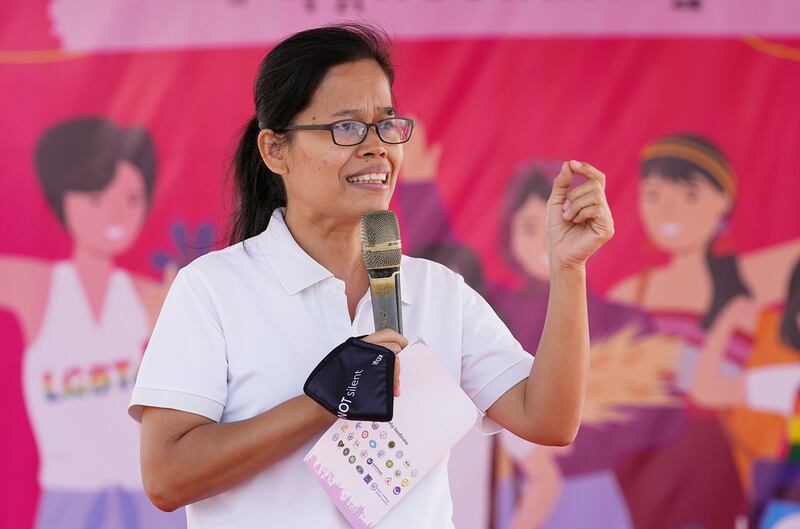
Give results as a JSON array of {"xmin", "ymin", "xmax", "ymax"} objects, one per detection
[{"xmin": 361, "ymin": 210, "xmax": 403, "ymax": 335}]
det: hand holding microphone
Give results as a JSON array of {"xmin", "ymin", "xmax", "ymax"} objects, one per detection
[
  {"xmin": 304, "ymin": 211, "xmax": 405, "ymax": 420},
  {"xmin": 361, "ymin": 329, "xmax": 406, "ymax": 397}
]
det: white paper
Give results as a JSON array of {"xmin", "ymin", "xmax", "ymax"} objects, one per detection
[{"xmin": 304, "ymin": 338, "xmax": 481, "ymax": 529}]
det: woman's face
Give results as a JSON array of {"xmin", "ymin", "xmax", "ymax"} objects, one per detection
[
  {"xmin": 279, "ymin": 59, "xmax": 403, "ymax": 224},
  {"xmin": 639, "ymin": 171, "xmax": 731, "ymax": 254},
  {"xmin": 63, "ymin": 160, "xmax": 148, "ymax": 256},
  {"xmin": 510, "ymin": 195, "xmax": 550, "ymax": 281}
]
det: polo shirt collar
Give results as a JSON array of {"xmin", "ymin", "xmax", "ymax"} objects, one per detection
[{"xmin": 258, "ymin": 208, "xmax": 414, "ymax": 305}]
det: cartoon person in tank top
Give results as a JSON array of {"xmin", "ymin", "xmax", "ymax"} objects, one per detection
[
  {"xmin": 605, "ymin": 134, "xmax": 800, "ymax": 529},
  {"xmin": 608, "ymin": 134, "xmax": 800, "ymax": 330},
  {"xmin": 0, "ymin": 117, "xmax": 185, "ymax": 528}
]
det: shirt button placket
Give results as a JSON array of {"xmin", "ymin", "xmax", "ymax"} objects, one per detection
[{"xmin": 322, "ymin": 279, "xmax": 350, "ymax": 341}]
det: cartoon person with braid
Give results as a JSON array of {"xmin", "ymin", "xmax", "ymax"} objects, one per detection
[{"xmin": 608, "ymin": 134, "xmax": 800, "ymax": 529}]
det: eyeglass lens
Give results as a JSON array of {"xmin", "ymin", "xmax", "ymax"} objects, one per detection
[{"xmin": 331, "ymin": 119, "xmax": 413, "ymax": 145}]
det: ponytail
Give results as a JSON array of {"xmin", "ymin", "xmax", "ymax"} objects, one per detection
[
  {"xmin": 702, "ymin": 245, "xmax": 751, "ymax": 329},
  {"xmin": 781, "ymin": 258, "xmax": 800, "ymax": 351},
  {"xmin": 228, "ymin": 116, "xmax": 287, "ymax": 245}
]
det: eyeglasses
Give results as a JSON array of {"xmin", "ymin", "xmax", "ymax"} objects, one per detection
[{"xmin": 277, "ymin": 117, "xmax": 415, "ymax": 146}]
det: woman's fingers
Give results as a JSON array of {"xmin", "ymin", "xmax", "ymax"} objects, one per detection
[
  {"xmin": 570, "ymin": 204, "xmax": 606, "ymax": 225},
  {"xmin": 361, "ymin": 328, "xmax": 407, "ymax": 397},
  {"xmin": 362, "ymin": 330, "xmax": 407, "ymax": 351},
  {"xmin": 382, "ymin": 342, "xmax": 402, "ymax": 354},
  {"xmin": 563, "ymin": 190, "xmax": 608, "ymax": 221},
  {"xmin": 547, "ymin": 161, "xmax": 576, "ymax": 206},
  {"xmin": 569, "ymin": 160, "xmax": 606, "ymax": 189},
  {"xmin": 564, "ymin": 180, "xmax": 604, "ymax": 207},
  {"xmin": 365, "ymin": 329, "xmax": 408, "ymax": 348}
]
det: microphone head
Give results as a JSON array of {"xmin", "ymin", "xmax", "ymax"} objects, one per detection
[{"xmin": 361, "ymin": 211, "xmax": 402, "ymax": 270}]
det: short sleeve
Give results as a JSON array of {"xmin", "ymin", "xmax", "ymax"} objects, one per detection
[
  {"xmin": 128, "ymin": 267, "xmax": 228, "ymax": 423},
  {"xmin": 458, "ymin": 277, "xmax": 534, "ymax": 434}
]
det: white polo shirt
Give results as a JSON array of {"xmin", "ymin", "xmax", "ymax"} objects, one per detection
[{"xmin": 129, "ymin": 207, "xmax": 533, "ymax": 529}]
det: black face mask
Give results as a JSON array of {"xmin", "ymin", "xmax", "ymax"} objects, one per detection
[{"xmin": 304, "ymin": 336, "xmax": 395, "ymax": 422}]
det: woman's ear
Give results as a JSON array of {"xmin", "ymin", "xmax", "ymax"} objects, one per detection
[
  {"xmin": 257, "ymin": 129, "xmax": 288, "ymax": 175},
  {"xmin": 722, "ymin": 195, "xmax": 734, "ymax": 218}
]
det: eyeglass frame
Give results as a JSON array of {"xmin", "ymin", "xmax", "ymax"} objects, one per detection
[{"xmin": 273, "ymin": 117, "xmax": 415, "ymax": 146}]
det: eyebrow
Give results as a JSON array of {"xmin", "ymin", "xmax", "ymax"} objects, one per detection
[
  {"xmin": 331, "ymin": 106, "xmax": 395, "ymax": 118},
  {"xmin": 682, "ymin": 179, "xmax": 700, "ymax": 189}
]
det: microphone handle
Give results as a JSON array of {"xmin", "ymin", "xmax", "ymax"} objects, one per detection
[{"xmin": 367, "ymin": 268, "xmax": 403, "ymax": 335}]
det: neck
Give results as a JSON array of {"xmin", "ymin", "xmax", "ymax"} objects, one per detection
[
  {"xmin": 669, "ymin": 245, "xmax": 709, "ymax": 273},
  {"xmin": 284, "ymin": 208, "xmax": 366, "ymax": 284},
  {"xmin": 72, "ymin": 242, "xmax": 113, "ymax": 276}
]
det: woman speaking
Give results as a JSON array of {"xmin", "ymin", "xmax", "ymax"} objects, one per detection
[{"xmin": 128, "ymin": 24, "xmax": 614, "ymax": 529}]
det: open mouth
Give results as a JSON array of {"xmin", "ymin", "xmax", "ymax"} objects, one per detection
[
  {"xmin": 660, "ymin": 222, "xmax": 681, "ymax": 237},
  {"xmin": 346, "ymin": 173, "xmax": 388, "ymax": 185}
]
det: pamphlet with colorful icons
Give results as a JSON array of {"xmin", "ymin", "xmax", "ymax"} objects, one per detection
[{"xmin": 304, "ymin": 338, "xmax": 481, "ymax": 529}]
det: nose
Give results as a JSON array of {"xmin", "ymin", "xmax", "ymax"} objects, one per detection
[
  {"xmin": 658, "ymin": 195, "xmax": 676, "ymax": 217},
  {"xmin": 356, "ymin": 125, "xmax": 388, "ymax": 158},
  {"xmin": 110, "ymin": 198, "xmax": 129, "ymax": 224}
]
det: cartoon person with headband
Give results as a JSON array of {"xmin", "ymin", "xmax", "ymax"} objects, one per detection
[
  {"xmin": 610, "ymin": 133, "xmax": 799, "ymax": 331},
  {"xmin": 608, "ymin": 133, "xmax": 800, "ymax": 528}
]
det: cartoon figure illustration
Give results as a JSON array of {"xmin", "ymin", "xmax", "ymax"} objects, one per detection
[
  {"xmin": 397, "ymin": 119, "xmax": 668, "ymax": 529},
  {"xmin": 398, "ymin": 120, "xmax": 648, "ymax": 350},
  {"xmin": 0, "ymin": 117, "xmax": 184, "ymax": 528},
  {"xmin": 690, "ymin": 259, "xmax": 800, "ymax": 527},
  {"xmin": 609, "ymin": 134, "xmax": 800, "ymax": 328},
  {"xmin": 491, "ymin": 161, "xmax": 651, "ymax": 351},
  {"xmin": 691, "ymin": 259, "xmax": 800, "ymax": 417},
  {"xmin": 490, "ymin": 163, "xmax": 687, "ymax": 529},
  {"xmin": 500, "ymin": 327, "xmax": 680, "ymax": 529},
  {"xmin": 606, "ymin": 133, "xmax": 800, "ymax": 528}
]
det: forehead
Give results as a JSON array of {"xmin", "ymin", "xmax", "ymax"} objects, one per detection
[
  {"xmin": 642, "ymin": 170, "xmax": 714, "ymax": 190},
  {"xmin": 514, "ymin": 195, "xmax": 547, "ymax": 218},
  {"xmin": 306, "ymin": 59, "xmax": 393, "ymax": 117},
  {"xmin": 112, "ymin": 161, "xmax": 146, "ymax": 187}
]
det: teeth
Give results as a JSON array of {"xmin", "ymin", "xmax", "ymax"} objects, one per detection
[
  {"xmin": 105, "ymin": 226, "xmax": 126, "ymax": 240},
  {"xmin": 347, "ymin": 173, "xmax": 388, "ymax": 184},
  {"xmin": 661, "ymin": 222, "xmax": 681, "ymax": 237}
]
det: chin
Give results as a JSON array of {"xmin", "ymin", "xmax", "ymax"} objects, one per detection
[
  {"xmin": 649, "ymin": 238, "xmax": 678, "ymax": 253},
  {"xmin": 651, "ymin": 238, "xmax": 702, "ymax": 255},
  {"xmin": 101, "ymin": 240, "xmax": 135, "ymax": 256},
  {"xmin": 355, "ymin": 198, "xmax": 392, "ymax": 213}
]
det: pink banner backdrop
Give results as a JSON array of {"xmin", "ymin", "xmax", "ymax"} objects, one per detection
[
  {"xmin": 11, "ymin": 0, "xmax": 800, "ymax": 52},
  {"xmin": 2, "ymin": 2, "xmax": 800, "ymax": 529}
]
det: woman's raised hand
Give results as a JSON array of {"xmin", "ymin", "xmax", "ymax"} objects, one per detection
[{"xmin": 546, "ymin": 160, "xmax": 615, "ymax": 271}]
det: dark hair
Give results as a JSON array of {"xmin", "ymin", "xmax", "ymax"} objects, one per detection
[
  {"xmin": 640, "ymin": 133, "xmax": 750, "ymax": 329},
  {"xmin": 414, "ymin": 242, "xmax": 487, "ymax": 297},
  {"xmin": 34, "ymin": 117, "xmax": 156, "ymax": 225},
  {"xmin": 498, "ymin": 161, "xmax": 562, "ymax": 285},
  {"xmin": 641, "ymin": 134, "xmax": 730, "ymax": 194},
  {"xmin": 782, "ymin": 259, "xmax": 800, "ymax": 351},
  {"xmin": 228, "ymin": 24, "xmax": 395, "ymax": 245}
]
